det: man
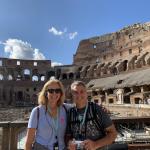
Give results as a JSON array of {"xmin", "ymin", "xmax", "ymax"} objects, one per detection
[{"xmin": 66, "ymin": 81, "xmax": 117, "ymax": 150}]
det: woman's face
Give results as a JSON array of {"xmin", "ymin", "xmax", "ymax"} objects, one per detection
[{"xmin": 46, "ymin": 82, "xmax": 62, "ymax": 107}]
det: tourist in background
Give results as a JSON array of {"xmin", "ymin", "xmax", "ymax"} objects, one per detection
[
  {"xmin": 66, "ymin": 80, "xmax": 118, "ymax": 150},
  {"xmin": 25, "ymin": 78, "xmax": 67, "ymax": 150}
]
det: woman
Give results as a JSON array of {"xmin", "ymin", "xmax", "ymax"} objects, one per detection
[{"xmin": 25, "ymin": 78, "xmax": 67, "ymax": 150}]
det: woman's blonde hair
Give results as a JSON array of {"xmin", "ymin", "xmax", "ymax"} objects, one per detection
[{"xmin": 38, "ymin": 78, "xmax": 65, "ymax": 106}]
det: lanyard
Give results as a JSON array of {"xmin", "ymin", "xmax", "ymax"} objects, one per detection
[
  {"xmin": 47, "ymin": 106, "xmax": 59, "ymax": 138},
  {"xmin": 76, "ymin": 103, "xmax": 88, "ymax": 134}
]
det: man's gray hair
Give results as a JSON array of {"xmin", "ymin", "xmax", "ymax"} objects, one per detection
[{"xmin": 71, "ymin": 81, "xmax": 86, "ymax": 90}]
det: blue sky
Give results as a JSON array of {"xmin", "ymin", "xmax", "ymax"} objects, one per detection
[{"xmin": 0, "ymin": 0, "xmax": 150, "ymax": 66}]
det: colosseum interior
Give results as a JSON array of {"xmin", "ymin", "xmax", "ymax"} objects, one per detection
[
  {"xmin": 1, "ymin": 22, "xmax": 150, "ymax": 118},
  {"xmin": 1, "ymin": 22, "xmax": 150, "ymax": 150}
]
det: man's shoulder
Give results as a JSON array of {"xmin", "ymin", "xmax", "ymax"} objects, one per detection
[{"xmin": 88, "ymin": 101, "xmax": 103, "ymax": 110}]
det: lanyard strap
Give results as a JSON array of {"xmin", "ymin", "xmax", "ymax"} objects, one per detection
[
  {"xmin": 76, "ymin": 103, "xmax": 88, "ymax": 133},
  {"xmin": 47, "ymin": 106, "xmax": 59, "ymax": 137}
]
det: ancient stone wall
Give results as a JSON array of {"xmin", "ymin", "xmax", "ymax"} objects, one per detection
[
  {"xmin": 73, "ymin": 22, "xmax": 150, "ymax": 66},
  {"xmin": 0, "ymin": 58, "xmax": 52, "ymax": 107}
]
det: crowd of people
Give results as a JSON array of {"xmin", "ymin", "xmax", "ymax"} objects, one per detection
[{"xmin": 25, "ymin": 78, "xmax": 128, "ymax": 150}]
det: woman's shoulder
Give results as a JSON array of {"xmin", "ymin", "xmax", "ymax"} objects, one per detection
[{"xmin": 31, "ymin": 105, "xmax": 45, "ymax": 113}]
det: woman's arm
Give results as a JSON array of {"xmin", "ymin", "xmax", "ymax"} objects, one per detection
[{"xmin": 24, "ymin": 128, "xmax": 36, "ymax": 150}]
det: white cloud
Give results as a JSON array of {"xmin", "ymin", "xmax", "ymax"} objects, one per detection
[
  {"xmin": 68, "ymin": 32, "xmax": 78, "ymax": 40},
  {"xmin": 48, "ymin": 27, "xmax": 65, "ymax": 36},
  {"xmin": 2, "ymin": 39, "xmax": 46, "ymax": 60},
  {"xmin": 48, "ymin": 26, "xmax": 78, "ymax": 40},
  {"xmin": 51, "ymin": 61, "xmax": 63, "ymax": 67}
]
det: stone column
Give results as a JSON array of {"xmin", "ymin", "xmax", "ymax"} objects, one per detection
[
  {"xmin": 105, "ymin": 91, "xmax": 108, "ymax": 105},
  {"xmin": 1, "ymin": 126, "xmax": 10, "ymax": 150},
  {"xmin": 10, "ymin": 127, "xmax": 18, "ymax": 150},
  {"xmin": 141, "ymin": 86, "xmax": 144, "ymax": 93}
]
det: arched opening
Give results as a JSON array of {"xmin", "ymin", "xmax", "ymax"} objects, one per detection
[
  {"xmin": 0, "ymin": 74, "xmax": 4, "ymax": 80},
  {"xmin": 112, "ymin": 67, "xmax": 118, "ymax": 75},
  {"xmin": 62, "ymin": 73, "xmax": 67, "ymax": 80},
  {"xmin": 24, "ymin": 69, "xmax": 30, "ymax": 80},
  {"xmin": 47, "ymin": 71, "xmax": 55, "ymax": 80},
  {"xmin": 32, "ymin": 75, "xmax": 38, "ymax": 81},
  {"xmin": 84, "ymin": 65, "xmax": 90, "ymax": 77},
  {"xmin": 0, "ymin": 60, "xmax": 2, "ymax": 66},
  {"xmin": 109, "ymin": 98, "xmax": 114, "ymax": 104},
  {"xmin": 135, "ymin": 97, "xmax": 142, "ymax": 104},
  {"xmin": 16, "ymin": 91, "xmax": 24, "ymax": 106},
  {"xmin": 17, "ymin": 91, "xmax": 23, "ymax": 101},
  {"xmin": 16, "ymin": 75, "xmax": 22, "ymax": 81},
  {"xmin": 69, "ymin": 72, "xmax": 74, "ymax": 79},
  {"xmin": 123, "ymin": 60, "xmax": 128, "ymax": 71},
  {"xmin": 41, "ymin": 75, "xmax": 45, "ymax": 81},
  {"xmin": 7, "ymin": 74, "xmax": 13, "ymax": 80},
  {"xmin": 75, "ymin": 72, "xmax": 80, "ymax": 79},
  {"xmin": 24, "ymin": 69, "xmax": 30, "ymax": 75},
  {"xmin": 56, "ymin": 68, "xmax": 61, "ymax": 79}
]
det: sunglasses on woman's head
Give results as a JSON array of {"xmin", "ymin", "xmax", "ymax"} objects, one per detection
[{"xmin": 47, "ymin": 88, "xmax": 62, "ymax": 94}]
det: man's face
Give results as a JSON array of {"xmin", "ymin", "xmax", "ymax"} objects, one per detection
[{"xmin": 71, "ymin": 85, "xmax": 87, "ymax": 104}]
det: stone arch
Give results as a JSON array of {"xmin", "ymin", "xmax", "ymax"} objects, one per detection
[
  {"xmin": 145, "ymin": 53, "xmax": 150, "ymax": 65},
  {"xmin": 80, "ymin": 65, "xmax": 90, "ymax": 78},
  {"xmin": 75, "ymin": 66, "xmax": 82, "ymax": 79},
  {"xmin": 47, "ymin": 70, "xmax": 55, "ymax": 80},
  {"xmin": 0, "ymin": 60, "xmax": 2, "ymax": 66},
  {"xmin": 55, "ymin": 68, "xmax": 61, "ymax": 79},
  {"xmin": 107, "ymin": 61, "xmax": 119, "ymax": 75},
  {"xmin": 68, "ymin": 72, "xmax": 74, "ymax": 79},
  {"xmin": 101, "ymin": 62, "xmax": 111, "ymax": 75},
  {"xmin": 32, "ymin": 75, "xmax": 38, "ymax": 81},
  {"xmin": 112, "ymin": 67, "xmax": 118, "ymax": 75},
  {"xmin": 15, "ymin": 68, "xmax": 22, "ymax": 81},
  {"xmin": 127, "ymin": 55, "xmax": 137, "ymax": 70},
  {"xmin": 135, "ymin": 52, "xmax": 149, "ymax": 68},
  {"xmin": 24, "ymin": 69, "xmax": 31, "ymax": 80},
  {"xmin": 40, "ymin": 74, "xmax": 45, "ymax": 81},
  {"xmin": 75, "ymin": 72, "xmax": 80, "ymax": 79},
  {"xmin": 122, "ymin": 60, "xmax": 128, "ymax": 71},
  {"xmin": 0, "ymin": 74, "xmax": 4, "ymax": 80},
  {"xmin": 87, "ymin": 64, "xmax": 97, "ymax": 78},
  {"xmin": 62, "ymin": 73, "xmax": 67, "ymax": 80},
  {"xmin": 24, "ymin": 69, "xmax": 30, "ymax": 75},
  {"xmin": 7, "ymin": 74, "xmax": 13, "ymax": 80},
  {"xmin": 95, "ymin": 63, "xmax": 105, "ymax": 77},
  {"xmin": 16, "ymin": 91, "xmax": 24, "ymax": 106}
]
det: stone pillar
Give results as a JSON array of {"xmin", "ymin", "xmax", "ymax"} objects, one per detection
[
  {"xmin": 105, "ymin": 91, "xmax": 108, "ymax": 105},
  {"xmin": 141, "ymin": 86, "xmax": 144, "ymax": 92},
  {"xmin": 2, "ymin": 126, "xmax": 10, "ymax": 150},
  {"xmin": 10, "ymin": 127, "xmax": 18, "ymax": 150}
]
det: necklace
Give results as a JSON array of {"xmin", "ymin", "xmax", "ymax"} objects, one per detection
[
  {"xmin": 76, "ymin": 103, "xmax": 88, "ymax": 134},
  {"xmin": 47, "ymin": 106, "xmax": 59, "ymax": 140}
]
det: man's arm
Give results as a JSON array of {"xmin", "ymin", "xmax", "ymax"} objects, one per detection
[{"xmin": 83, "ymin": 124, "xmax": 117, "ymax": 150}]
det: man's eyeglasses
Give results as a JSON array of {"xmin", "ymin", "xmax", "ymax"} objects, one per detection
[{"xmin": 47, "ymin": 88, "xmax": 62, "ymax": 94}]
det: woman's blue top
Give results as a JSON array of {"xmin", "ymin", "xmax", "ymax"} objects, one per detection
[{"xmin": 28, "ymin": 104, "xmax": 69, "ymax": 150}]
